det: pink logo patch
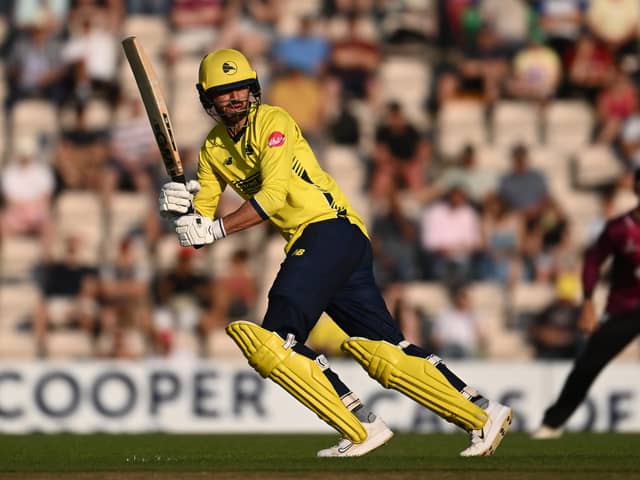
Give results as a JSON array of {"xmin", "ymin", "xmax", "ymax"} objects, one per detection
[{"xmin": 268, "ymin": 131, "xmax": 285, "ymax": 148}]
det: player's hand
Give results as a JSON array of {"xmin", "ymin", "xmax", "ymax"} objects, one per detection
[
  {"xmin": 174, "ymin": 214, "xmax": 226, "ymax": 247},
  {"xmin": 159, "ymin": 180, "xmax": 201, "ymax": 218},
  {"xmin": 578, "ymin": 299, "xmax": 597, "ymax": 334}
]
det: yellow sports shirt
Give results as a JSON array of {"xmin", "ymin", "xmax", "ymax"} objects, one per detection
[{"xmin": 194, "ymin": 103, "xmax": 367, "ymax": 252}]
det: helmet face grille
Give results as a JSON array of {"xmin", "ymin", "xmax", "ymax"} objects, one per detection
[{"xmin": 197, "ymin": 49, "xmax": 262, "ymax": 124}]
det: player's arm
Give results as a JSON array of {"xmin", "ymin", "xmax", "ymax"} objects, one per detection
[
  {"xmin": 579, "ymin": 226, "xmax": 614, "ymax": 332},
  {"xmin": 248, "ymin": 109, "xmax": 295, "ymax": 219},
  {"xmin": 216, "ymin": 112, "xmax": 296, "ymax": 234}
]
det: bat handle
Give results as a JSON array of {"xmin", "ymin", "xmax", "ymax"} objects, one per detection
[{"xmin": 171, "ymin": 173, "xmax": 202, "ymax": 249}]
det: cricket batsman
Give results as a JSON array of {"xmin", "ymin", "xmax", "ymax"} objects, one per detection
[{"xmin": 159, "ymin": 48, "xmax": 512, "ymax": 457}]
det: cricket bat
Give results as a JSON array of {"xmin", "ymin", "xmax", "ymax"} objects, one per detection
[{"xmin": 121, "ymin": 36, "xmax": 186, "ymax": 184}]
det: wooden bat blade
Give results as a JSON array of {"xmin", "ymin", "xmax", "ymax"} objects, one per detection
[{"xmin": 121, "ymin": 36, "xmax": 185, "ymax": 183}]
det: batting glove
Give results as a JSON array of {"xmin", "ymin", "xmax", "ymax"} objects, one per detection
[
  {"xmin": 174, "ymin": 214, "xmax": 226, "ymax": 247},
  {"xmin": 159, "ymin": 180, "xmax": 201, "ymax": 218}
]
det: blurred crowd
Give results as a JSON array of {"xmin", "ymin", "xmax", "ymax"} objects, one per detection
[{"xmin": 0, "ymin": 0, "xmax": 639, "ymax": 362}]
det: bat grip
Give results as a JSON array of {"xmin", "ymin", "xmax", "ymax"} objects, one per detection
[{"xmin": 171, "ymin": 173, "xmax": 202, "ymax": 249}]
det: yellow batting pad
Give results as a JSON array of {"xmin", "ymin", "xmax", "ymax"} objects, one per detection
[
  {"xmin": 226, "ymin": 321, "xmax": 367, "ymax": 443},
  {"xmin": 342, "ymin": 338, "xmax": 487, "ymax": 431}
]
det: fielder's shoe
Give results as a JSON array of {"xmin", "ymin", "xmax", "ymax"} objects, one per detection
[
  {"xmin": 531, "ymin": 424, "xmax": 563, "ymax": 439},
  {"xmin": 317, "ymin": 415, "xmax": 394, "ymax": 458},
  {"xmin": 459, "ymin": 401, "xmax": 513, "ymax": 457}
]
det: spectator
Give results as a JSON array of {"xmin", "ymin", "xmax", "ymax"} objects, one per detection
[
  {"xmin": 97, "ymin": 237, "xmax": 151, "ymax": 353},
  {"xmin": 379, "ymin": 0, "xmax": 439, "ymax": 45},
  {"xmin": 216, "ymin": 248, "xmax": 258, "ymax": 324},
  {"xmin": 32, "ymin": 235, "xmax": 100, "ymax": 356},
  {"xmin": 327, "ymin": 12, "xmax": 381, "ymax": 101},
  {"xmin": 61, "ymin": 9, "xmax": 120, "ymax": 107},
  {"xmin": 620, "ymin": 106, "xmax": 640, "ymax": 168},
  {"xmin": 164, "ymin": 0, "xmax": 226, "ymax": 63},
  {"xmin": 527, "ymin": 274, "xmax": 584, "ymax": 359},
  {"xmin": 437, "ymin": 144, "xmax": 498, "ymax": 206},
  {"xmin": 125, "ymin": 0, "xmax": 172, "ymax": 15},
  {"xmin": 53, "ymin": 104, "xmax": 109, "ymax": 193},
  {"xmin": 506, "ymin": 37, "xmax": 562, "ymax": 102},
  {"xmin": 5, "ymin": 14, "xmax": 66, "ymax": 112},
  {"xmin": 370, "ymin": 187, "xmax": 421, "ymax": 287},
  {"xmin": 480, "ymin": 192, "xmax": 525, "ymax": 285},
  {"xmin": 267, "ymin": 68, "xmax": 327, "ymax": 146},
  {"xmin": 563, "ymin": 31, "xmax": 615, "ymax": 101},
  {"xmin": 586, "ymin": 0, "xmax": 640, "ymax": 52},
  {"xmin": 152, "ymin": 248, "xmax": 224, "ymax": 356},
  {"xmin": 370, "ymin": 101, "xmax": 431, "ymax": 198},
  {"xmin": 498, "ymin": 144, "xmax": 550, "ymax": 222},
  {"xmin": 105, "ymin": 96, "xmax": 158, "ymax": 195},
  {"xmin": 477, "ymin": 0, "xmax": 531, "ymax": 55},
  {"xmin": 595, "ymin": 68, "xmax": 638, "ymax": 144},
  {"xmin": 419, "ymin": 184, "xmax": 483, "ymax": 284},
  {"xmin": 432, "ymin": 284, "xmax": 485, "ymax": 358},
  {"xmin": 536, "ymin": 0, "xmax": 588, "ymax": 56},
  {"xmin": 0, "ymin": 136, "xmax": 55, "ymax": 251},
  {"xmin": 457, "ymin": 24, "xmax": 509, "ymax": 104},
  {"xmin": 272, "ymin": 15, "xmax": 330, "ymax": 76}
]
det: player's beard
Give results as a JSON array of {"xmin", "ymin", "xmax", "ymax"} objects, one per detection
[{"xmin": 215, "ymin": 98, "xmax": 251, "ymax": 126}]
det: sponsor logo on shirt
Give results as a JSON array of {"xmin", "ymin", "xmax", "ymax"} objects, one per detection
[
  {"xmin": 268, "ymin": 131, "xmax": 285, "ymax": 148},
  {"xmin": 233, "ymin": 171, "xmax": 262, "ymax": 195}
]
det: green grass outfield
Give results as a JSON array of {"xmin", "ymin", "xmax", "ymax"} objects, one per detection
[{"xmin": 1, "ymin": 433, "xmax": 639, "ymax": 480}]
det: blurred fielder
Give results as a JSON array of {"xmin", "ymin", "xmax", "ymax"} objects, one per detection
[
  {"xmin": 159, "ymin": 49, "xmax": 512, "ymax": 457},
  {"xmin": 534, "ymin": 169, "xmax": 640, "ymax": 439}
]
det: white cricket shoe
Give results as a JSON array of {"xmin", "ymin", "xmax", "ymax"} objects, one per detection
[
  {"xmin": 460, "ymin": 401, "xmax": 513, "ymax": 457},
  {"xmin": 531, "ymin": 424, "xmax": 563, "ymax": 439},
  {"xmin": 317, "ymin": 416, "xmax": 394, "ymax": 458}
]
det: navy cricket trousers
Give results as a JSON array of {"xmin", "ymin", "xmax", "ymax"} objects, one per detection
[{"xmin": 262, "ymin": 218, "xmax": 404, "ymax": 346}]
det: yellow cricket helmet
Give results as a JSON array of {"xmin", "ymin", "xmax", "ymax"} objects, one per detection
[{"xmin": 196, "ymin": 49, "xmax": 261, "ymax": 109}]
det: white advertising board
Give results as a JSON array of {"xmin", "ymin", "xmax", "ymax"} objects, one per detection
[{"xmin": 0, "ymin": 360, "xmax": 638, "ymax": 433}]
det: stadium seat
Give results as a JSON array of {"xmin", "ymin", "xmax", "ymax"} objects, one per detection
[
  {"xmin": 0, "ymin": 236, "xmax": 42, "ymax": 283},
  {"xmin": 378, "ymin": 55, "xmax": 431, "ymax": 128},
  {"xmin": 543, "ymin": 100, "xmax": 594, "ymax": 153},
  {"xmin": 12, "ymin": 99, "xmax": 59, "ymax": 149},
  {"xmin": 206, "ymin": 328, "xmax": 245, "ymax": 358},
  {"xmin": 474, "ymin": 145, "xmax": 509, "ymax": 172},
  {"xmin": 0, "ymin": 331, "xmax": 37, "ymax": 358},
  {"xmin": 107, "ymin": 192, "xmax": 151, "ymax": 247},
  {"xmin": 0, "ymin": 283, "xmax": 41, "ymax": 333},
  {"xmin": 492, "ymin": 101, "xmax": 540, "ymax": 147},
  {"xmin": 402, "ymin": 282, "xmax": 448, "ymax": 318},
  {"xmin": 172, "ymin": 58, "xmax": 214, "ymax": 149},
  {"xmin": 467, "ymin": 282, "xmax": 531, "ymax": 359},
  {"xmin": 46, "ymin": 331, "xmax": 94, "ymax": 359},
  {"xmin": 573, "ymin": 145, "xmax": 624, "ymax": 188},
  {"xmin": 54, "ymin": 191, "xmax": 104, "ymax": 265},
  {"xmin": 509, "ymin": 282, "xmax": 555, "ymax": 327},
  {"xmin": 437, "ymin": 101, "xmax": 488, "ymax": 158},
  {"xmin": 324, "ymin": 144, "xmax": 365, "ymax": 192},
  {"xmin": 122, "ymin": 15, "xmax": 169, "ymax": 58}
]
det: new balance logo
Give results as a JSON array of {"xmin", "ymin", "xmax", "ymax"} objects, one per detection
[
  {"xmin": 292, "ymin": 249, "xmax": 305, "ymax": 256},
  {"xmin": 337, "ymin": 442, "xmax": 353, "ymax": 454},
  {"xmin": 224, "ymin": 157, "xmax": 233, "ymax": 165}
]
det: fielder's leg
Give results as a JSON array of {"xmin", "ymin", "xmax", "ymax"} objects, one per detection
[{"xmin": 534, "ymin": 311, "xmax": 640, "ymax": 439}]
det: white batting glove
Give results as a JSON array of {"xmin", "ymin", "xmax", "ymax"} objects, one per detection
[
  {"xmin": 174, "ymin": 214, "xmax": 226, "ymax": 247},
  {"xmin": 159, "ymin": 180, "xmax": 201, "ymax": 218}
]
